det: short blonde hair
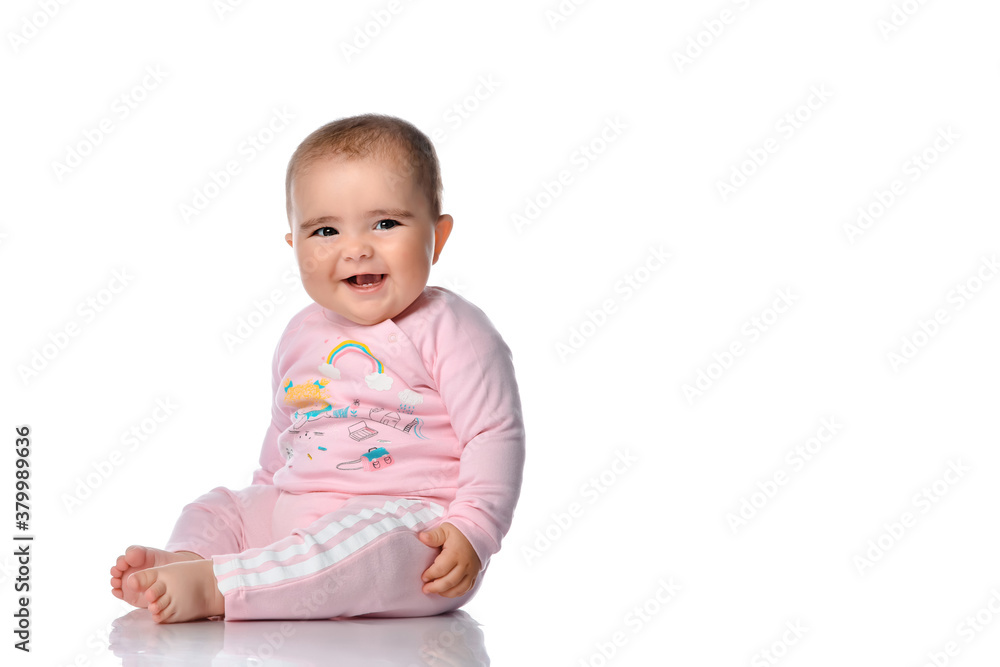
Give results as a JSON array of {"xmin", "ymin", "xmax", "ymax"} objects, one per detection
[{"xmin": 285, "ymin": 114, "xmax": 442, "ymax": 222}]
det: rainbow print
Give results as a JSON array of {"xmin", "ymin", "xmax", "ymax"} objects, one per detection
[{"xmin": 326, "ymin": 340, "xmax": 384, "ymax": 374}]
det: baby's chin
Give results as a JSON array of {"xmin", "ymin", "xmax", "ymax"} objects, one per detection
[
  {"xmin": 309, "ymin": 279, "xmax": 427, "ymax": 325},
  {"xmin": 321, "ymin": 299, "xmax": 407, "ymax": 326}
]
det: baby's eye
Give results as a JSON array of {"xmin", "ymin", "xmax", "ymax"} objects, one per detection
[
  {"xmin": 313, "ymin": 227, "xmax": 338, "ymax": 237},
  {"xmin": 376, "ymin": 219, "xmax": 399, "ymax": 230}
]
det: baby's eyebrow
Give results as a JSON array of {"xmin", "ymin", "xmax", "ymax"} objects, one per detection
[
  {"xmin": 299, "ymin": 209, "xmax": 416, "ymax": 231},
  {"xmin": 367, "ymin": 208, "xmax": 415, "ymax": 219}
]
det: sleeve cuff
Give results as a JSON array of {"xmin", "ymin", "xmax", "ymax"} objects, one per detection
[{"xmin": 440, "ymin": 515, "xmax": 500, "ymax": 571}]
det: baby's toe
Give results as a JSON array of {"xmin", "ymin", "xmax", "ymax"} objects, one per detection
[
  {"xmin": 143, "ymin": 578, "xmax": 167, "ymax": 604},
  {"xmin": 124, "ymin": 545, "xmax": 148, "ymax": 568},
  {"xmin": 149, "ymin": 595, "xmax": 173, "ymax": 622},
  {"xmin": 128, "ymin": 568, "xmax": 156, "ymax": 594}
]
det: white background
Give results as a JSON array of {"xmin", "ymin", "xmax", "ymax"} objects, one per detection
[{"xmin": 2, "ymin": 0, "xmax": 1000, "ymax": 665}]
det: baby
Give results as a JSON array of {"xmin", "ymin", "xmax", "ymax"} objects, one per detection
[{"xmin": 109, "ymin": 114, "xmax": 526, "ymax": 623}]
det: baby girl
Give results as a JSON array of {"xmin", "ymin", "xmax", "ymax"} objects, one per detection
[{"xmin": 109, "ymin": 113, "xmax": 525, "ymax": 622}]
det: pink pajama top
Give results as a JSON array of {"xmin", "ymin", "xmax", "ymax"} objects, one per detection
[{"xmin": 251, "ymin": 287, "xmax": 525, "ymax": 568}]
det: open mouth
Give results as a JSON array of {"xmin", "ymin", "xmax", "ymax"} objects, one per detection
[{"xmin": 346, "ymin": 274, "xmax": 385, "ymax": 289}]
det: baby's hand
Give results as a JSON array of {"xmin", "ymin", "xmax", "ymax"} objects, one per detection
[{"xmin": 417, "ymin": 522, "xmax": 482, "ymax": 598}]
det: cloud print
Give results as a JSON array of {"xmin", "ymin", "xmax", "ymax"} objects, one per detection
[
  {"xmin": 318, "ymin": 364, "xmax": 341, "ymax": 379},
  {"xmin": 366, "ymin": 372, "xmax": 393, "ymax": 391},
  {"xmin": 398, "ymin": 389, "xmax": 424, "ymax": 406}
]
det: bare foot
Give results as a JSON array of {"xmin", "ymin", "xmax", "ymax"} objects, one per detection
[
  {"xmin": 128, "ymin": 560, "xmax": 226, "ymax": 623},
  {"xmin": 110, "ymin": 546, "xmax": 202, "ymax": 608}
]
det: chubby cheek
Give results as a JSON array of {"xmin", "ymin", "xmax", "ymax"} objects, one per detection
[
  {"xmin": 296, "ymin": 241, "xmax": 338, "ymax": 278},
  {"xmin": 391, "ymin": 238, "xmax": 434, "ymax": 281},
  {"xmin": 406, "ymin": 261, "xmax": 432, "ymax": 288}
]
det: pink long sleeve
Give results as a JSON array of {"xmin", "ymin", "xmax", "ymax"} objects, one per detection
[{"xmin": 400, "ymin": 289, "xmax": 526, "ymax": 567}]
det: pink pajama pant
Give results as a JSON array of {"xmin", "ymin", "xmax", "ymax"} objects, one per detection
[{"xmin": 163, "ymin": 485, "xmax": 483, "ymax": 621}]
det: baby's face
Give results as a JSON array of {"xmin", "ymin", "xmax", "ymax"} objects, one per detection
[{"xmin": 286, "ymin": 154, "xmax": 451, "ymax": 325}]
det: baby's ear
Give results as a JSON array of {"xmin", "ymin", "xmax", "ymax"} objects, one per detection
[
  {"xmin": 285, "ymin": 232, "xmax": 293, "ymax": 247},
  {"xmin": 432, "ymin": 215, "xmax": 453, "ymax": 264}
]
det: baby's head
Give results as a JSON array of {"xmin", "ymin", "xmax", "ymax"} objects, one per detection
[{"xmin": 284, "ymin": 114, "xmax": 453, "ymax": 325}]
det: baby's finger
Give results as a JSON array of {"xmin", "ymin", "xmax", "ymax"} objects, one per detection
[
  {"xmin": 437, "ymin": 573, "xmax": 474, "ymax": 599},
  {"xmin": 421, "ymin": 551, "xmax": 456, "ymax": 583},
  {"xmin": 423, "ymin": 565, "xmax": 465, "ymax": 596},
  {"xmin": 422, "ymin": 563, "xmax": 459, "ymax": 594}
]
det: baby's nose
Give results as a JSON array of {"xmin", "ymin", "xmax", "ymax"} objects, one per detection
[{"xmin": 342, "ymin": 236, "xmax": 374, "ymax": 261}]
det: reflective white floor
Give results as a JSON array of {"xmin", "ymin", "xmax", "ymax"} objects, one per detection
[{"xmin": 107, "ymin": 608, "xmax": 489, "ymax": 666}]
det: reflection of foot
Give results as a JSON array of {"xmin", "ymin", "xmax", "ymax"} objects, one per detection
[
  {"xmin": 110, "ymin": 608, "xmax": 226, "ymax": 665},
  {"xmin": 110, "ymin": 546, "xmax": 201, "ymax": 608},
  {"xmin": 128, "ymin": 560, "xmax": 226, "ymax": 624}
]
